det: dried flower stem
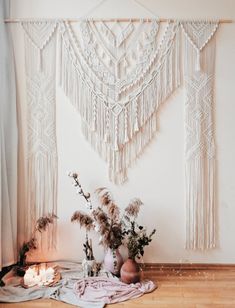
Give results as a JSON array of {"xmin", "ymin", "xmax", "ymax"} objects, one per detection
[
  {"xmin": 68, "ymin": 172, "xmax": 92, "ymax": 210},
  {"xmin": 18, "ymin": 213, "xmax": 58, "ymax": 267},
  {"xmin": 68, "ymin": 172, "xmax": 95, "ymax": 259},
  {"xmin": 83, "ymin": 239, "xmax": 94, "ymax": 260}
]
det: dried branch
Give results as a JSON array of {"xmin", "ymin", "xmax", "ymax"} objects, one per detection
[{"xmin": 68, "ymin": 172, "xmax": 91, "ymax": 204}]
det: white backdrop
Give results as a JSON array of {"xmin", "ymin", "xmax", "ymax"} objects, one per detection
[{"xmin": 11, "ymin": 0, "xmax": 235, "ymax": 263}]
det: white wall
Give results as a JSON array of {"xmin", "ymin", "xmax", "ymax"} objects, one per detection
[{"xmin": 11, "ymin": 0, "xmax": 235, "ymax": 263}]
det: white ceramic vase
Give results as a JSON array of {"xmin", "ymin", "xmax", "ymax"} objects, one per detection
[
  {"xmin": 103, "ymin": 248, "xmax": 123, "ymax": 276},
  {"xmin": 82, "ymin": 258, "xmax": 96, "ymax": 277}
]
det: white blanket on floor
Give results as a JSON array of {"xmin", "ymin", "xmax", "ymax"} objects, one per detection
[
  {"xmin": 0, "ymin": 262, "xmax": 156, "ymax": 307},
  {"xmin": 0, "ymin": 262, "xmax": 110, "ymax": 307}
]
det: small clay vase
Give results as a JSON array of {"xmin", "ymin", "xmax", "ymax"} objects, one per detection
[
  {"xmin": 120, "ymin": 258, "xmax": 141, "ymax": 284},
  {"xmin": 103, "ymin": 248, "xmax": 123, "ymax": 276}
]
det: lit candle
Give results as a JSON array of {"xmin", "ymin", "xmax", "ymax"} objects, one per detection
[{"xmin": 24, "ymin": 265, "xmax": 55, "ymax": 287}]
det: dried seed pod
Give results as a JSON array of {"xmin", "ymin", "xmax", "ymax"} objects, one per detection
[{"xmin": 84, "ymin": 192, "xmax": 91, "ymax": 199}]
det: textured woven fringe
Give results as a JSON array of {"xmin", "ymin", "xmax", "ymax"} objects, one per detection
[
  {"xmin": 81, "ymin": 111, "xmax": 158, "ymax": 184},
  {"xmin": 182, "ymin": 21, "xmax": 219, "ymax": 249},
  {"xmin": 59, "ymin": 21, "xmax": 181, "ymax": 183},
  {"xmin": 185, "ymin": 158, "xmax": 216, "ymax": 249},
  {"xmin": 27, "ymin": 155, "xmax": 58, "ymax": 249},
  {"xmin": 22, "ymin": 21, "xmax": 58, "ymax": 250}
]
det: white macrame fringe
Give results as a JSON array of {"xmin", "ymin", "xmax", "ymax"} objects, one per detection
[
  {"xmin": 59, "ymin": 21, "xmax": 181, "ymax": 183},
  {"xmin": 27, "ymin": 155, "xmax": 58, "ymax": 249},
  {"xmin": 81, "ymin": 111, "xmax": 158, "ymax": 184},
  {"xmin": 185, "ymin": 158, "xmax": 216, "ymax": 249}
]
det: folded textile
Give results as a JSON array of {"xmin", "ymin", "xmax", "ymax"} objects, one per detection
[{"xmin": 73, "ymin": 277, "xmax": 157, "ymax": 304}]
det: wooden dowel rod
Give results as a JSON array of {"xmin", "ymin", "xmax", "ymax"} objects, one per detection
[{"xmin": 4, "ymin": 18, "xmax": 234, "ymax": 23}]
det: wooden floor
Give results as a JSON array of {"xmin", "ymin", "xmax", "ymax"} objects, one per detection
[{"xmin": 1, "ymin": 266, "xmax": 235, "ymax": 307}]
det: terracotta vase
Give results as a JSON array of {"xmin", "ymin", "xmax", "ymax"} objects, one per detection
[
  {"xmin": 103, "ymin": 248, "xmax": 123, "ymax": 276},
  {"xmin": 120, "ymin": 258, "xmax": 141, "ymax": 284}
]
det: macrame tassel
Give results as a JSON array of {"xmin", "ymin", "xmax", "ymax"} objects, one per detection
[
  {"xmin": 114, "ymin": 115, "xmax": 119, "ymax": 151},
  {"xmin": 104, "ymin": 107, "xmax": 110, "ymax": 143},
  {"xmin": 181, "ymin": 20, "xmax": 219, "ymax": 74},
  {"xmin": 195, "ymin": 49, "xmax": 201, "ymax": 71},
  {"xmin": 124, "ymin": 107, "xmax": 129, "ymax": 143},
  {"xmin": 134, "ymin": 118, "xmax": 139, "ymax": 132},
  {"xmin": 134, "ymin": 99, "xmax": 139, "ymax": 132},
  {"xmin": 21, "ymin": 21, "xmax": 58, "ymax": 73}
]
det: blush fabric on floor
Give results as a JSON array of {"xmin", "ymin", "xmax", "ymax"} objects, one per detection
[
  {"xmin": 0, "ymin": 262, "xmax": 156, "ymax": 307},
  {"xmin": 73, "ymin": 277, "xmax": 157, "ymax": 304}
]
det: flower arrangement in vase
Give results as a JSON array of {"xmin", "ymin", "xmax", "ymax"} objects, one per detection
[
  {"xmin": 121, "ymin": 201, "xmax": 156, "ymax": 284},
  {"xmin": 69, "ymin": 172, "xmax": 124, "ymax": 275},
  {"xmin": 68, "ymin": 172, "xmax": 156, "ymax": 278},
  {"xmin": 94, "ymin": 188, "xmax": 124, "ymax": 275}
]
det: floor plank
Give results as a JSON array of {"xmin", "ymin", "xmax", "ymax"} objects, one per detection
[{"xmin": 1, "ymin": 268, "xmax": 235, "ymax": 307}]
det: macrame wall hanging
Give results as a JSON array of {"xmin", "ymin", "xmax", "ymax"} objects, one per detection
[
  {"xmin": 59, "ymin": 20, "xmax": 180, "ymax": 184},
  {"xmin": 21, "ymin": 21, "xmax": 58, "ymax": 249},
  {"xmin": 19, "ymin": 19, "xmax": 220, "ymax": 250},
  {"xmin": 181, "ymin": 21, "xmax": 218, "ymax": 249}
]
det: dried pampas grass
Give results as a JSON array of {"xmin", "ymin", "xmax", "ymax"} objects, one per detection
[
  {"xmin": 92, "ymin": 207, "xmax": 109, "ymax": 227},
  {"xmin": 107, "ymin": 202, "xmax": 120, "ymax": 221},
  {"xmin": 71, "ymin": 211, "xmax": 94, "ymax": 231},
  {"xmin": 125, "ymin": 198, "xmax": 143, "ymax": 218},
  {"xmin": 35, "ymin": 214, "xmax": 58, "ymax": 232},
  {"xmin": 95, "ymin": 187, "xmax": 113, "ymax": 206}
]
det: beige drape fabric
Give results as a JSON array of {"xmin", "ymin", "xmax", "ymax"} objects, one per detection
[{"xmin": 0, "ymin": 0, "xmax": 18, "ymax": 270}]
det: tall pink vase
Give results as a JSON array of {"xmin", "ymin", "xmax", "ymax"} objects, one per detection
[{"xmin": 103, "ymin": 248, "xmax": 123, "ymax": 276}]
